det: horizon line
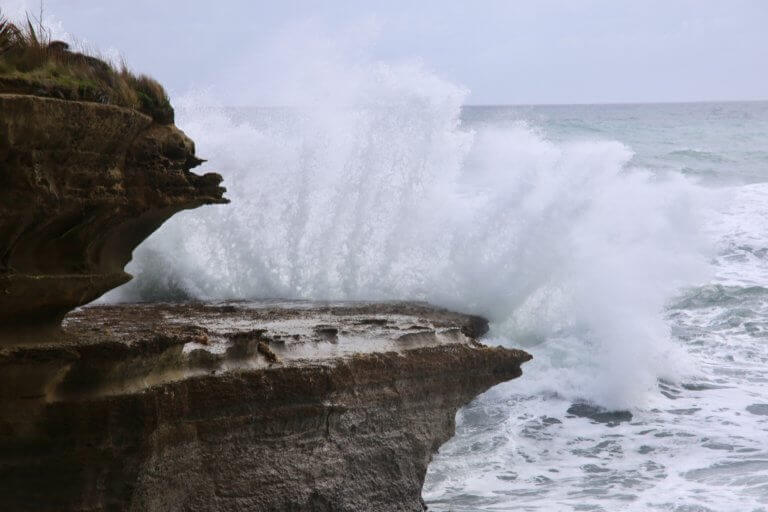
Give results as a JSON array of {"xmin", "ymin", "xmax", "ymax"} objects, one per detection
[
  {"xmin": 462, "ymin": 98, "xmax": 768, "ymax": 108},
  {"xmin": 212, "ymin": 98, "xmax": 768, "ymax": 109}
]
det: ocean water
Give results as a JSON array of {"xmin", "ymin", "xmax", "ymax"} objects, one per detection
[
  {"xmin": 424, "ymin": 103, "xmax": 768, "ymax": 512},
  {"xmin": 107, "ymin": 78, "xmax": 768, "ymax": 510}
]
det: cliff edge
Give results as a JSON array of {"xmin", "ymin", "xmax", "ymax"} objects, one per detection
[{"xmin": 0, "ymin": 94, "xmax": 227, "ymax": 328}]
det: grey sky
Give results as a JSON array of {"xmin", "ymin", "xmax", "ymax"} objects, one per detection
[{"xmin": 10, "ymin": 0, "xmax": 768, "ymax": 105}]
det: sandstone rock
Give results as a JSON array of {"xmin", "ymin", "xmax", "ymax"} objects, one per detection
[
  {"xmin": 0, "ymin": 301, "xmax": 531, "ymax": 511},
  {"xmin": 0, "ymin": 94, "xmax": 227, "ymax": 328}
]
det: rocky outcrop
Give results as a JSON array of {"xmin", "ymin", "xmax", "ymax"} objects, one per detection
[
  {"xmin": 0, "ymin": 301, "xmax": 531, "ymax": 511},
  {"xmin": 0, "ymin": 94, "xmax": 227, "ymax": 328}
]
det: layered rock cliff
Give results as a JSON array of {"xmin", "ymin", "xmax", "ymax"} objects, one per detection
[
  {"xmin": 0, "ymin": 301, "xmax": 531, "ymax": 511},
  {"xmin": 0, "ymin": 94, "xmax": 227, "ymax": 328}
]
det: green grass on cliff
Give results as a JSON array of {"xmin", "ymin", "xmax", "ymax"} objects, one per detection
[{"xmin": 0, "ymin": 12, "xmax": 173, "ymax": 123}]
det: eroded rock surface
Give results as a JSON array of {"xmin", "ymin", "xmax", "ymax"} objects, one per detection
[
  {"xmin": 0, "ymin": 301, "xmax": 531, "ymax": 511},
  {"xmin": 0, "ymin": 94, "xmax": 227, "ymax": 327}
]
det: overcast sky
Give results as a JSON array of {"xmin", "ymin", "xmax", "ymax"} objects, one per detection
[{"xmin": 7, "ymin": 0, "xmax": 768, "ymax": 105}]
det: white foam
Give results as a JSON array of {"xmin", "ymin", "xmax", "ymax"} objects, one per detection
[{"xmin": 425, "ymin": 177, "xmax": 768, "ymax": 510}]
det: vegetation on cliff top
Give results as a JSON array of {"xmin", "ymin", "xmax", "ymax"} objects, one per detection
[{"xmin": 0, "ymin": 11, "xmax": 173, "ymax": 123}]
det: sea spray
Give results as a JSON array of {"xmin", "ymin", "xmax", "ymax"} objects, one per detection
[{"xmin": 107, "ymin": 38, "xmax": 711, "ymax": 410}]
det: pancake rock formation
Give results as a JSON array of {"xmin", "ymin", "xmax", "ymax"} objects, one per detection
[
  {"xmin": 0, "ymin": 302, "xmax": 532, "ymax": 511},
  {"xmin": 0, "ymin": 94, "xmax": 227, "ymax": 328}
]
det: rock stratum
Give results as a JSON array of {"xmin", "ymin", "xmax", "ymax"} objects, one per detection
[
  {"xmin": 0, "ymin": 94, "xmax": 227, "ymax": 328},
  {"xmin": 0, "ymin": 301, "xmax": 532, "ymax": 511}
]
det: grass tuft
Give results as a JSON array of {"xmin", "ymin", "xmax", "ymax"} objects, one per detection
[{"xmin": 0, "ymin": 10, "xmax": 173, "ymax": 123}]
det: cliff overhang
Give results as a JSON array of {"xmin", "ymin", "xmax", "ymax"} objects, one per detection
[{"xmin": 0, "ymin": 94, "xmax": 227, "ymax": 328}]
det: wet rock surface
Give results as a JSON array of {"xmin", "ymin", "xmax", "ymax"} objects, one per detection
[
  {"xmin": 0, "ymin": 94, "xmax": 227, "ymax": 328},
  {"xmin": 0, "ymin": 301, "xmax": 531, "ymax": 512},
  {"xmin": 566, "ymin": 403, "xmax": 633, "ymax": 425},
  {"xmin": 746, "ymin": 403, "xmax": 768, "ymax": 416}
]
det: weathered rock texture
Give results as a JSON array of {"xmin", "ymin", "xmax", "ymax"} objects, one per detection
[
  {"xmin": 0, "ymin": 94, "xmax": 227, "ymax": 327},
  {"xmin": 0, "ymin": 301, "xmax": 531, "ymax": 511}
]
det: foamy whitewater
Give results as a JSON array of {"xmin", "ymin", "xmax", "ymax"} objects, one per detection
[{"xmin": 105, "ymin": 57, "xmax": 768, "ymax": 510}]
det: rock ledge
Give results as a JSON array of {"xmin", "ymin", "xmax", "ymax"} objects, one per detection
[{"xmin": 0, "ymin": 301, "xmax": 531, "ymax": 512}]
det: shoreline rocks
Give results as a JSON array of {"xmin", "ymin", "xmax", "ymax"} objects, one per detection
[{"xmin": 0, "ymin": 301, "xmax": 531, "ymax": 511}]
